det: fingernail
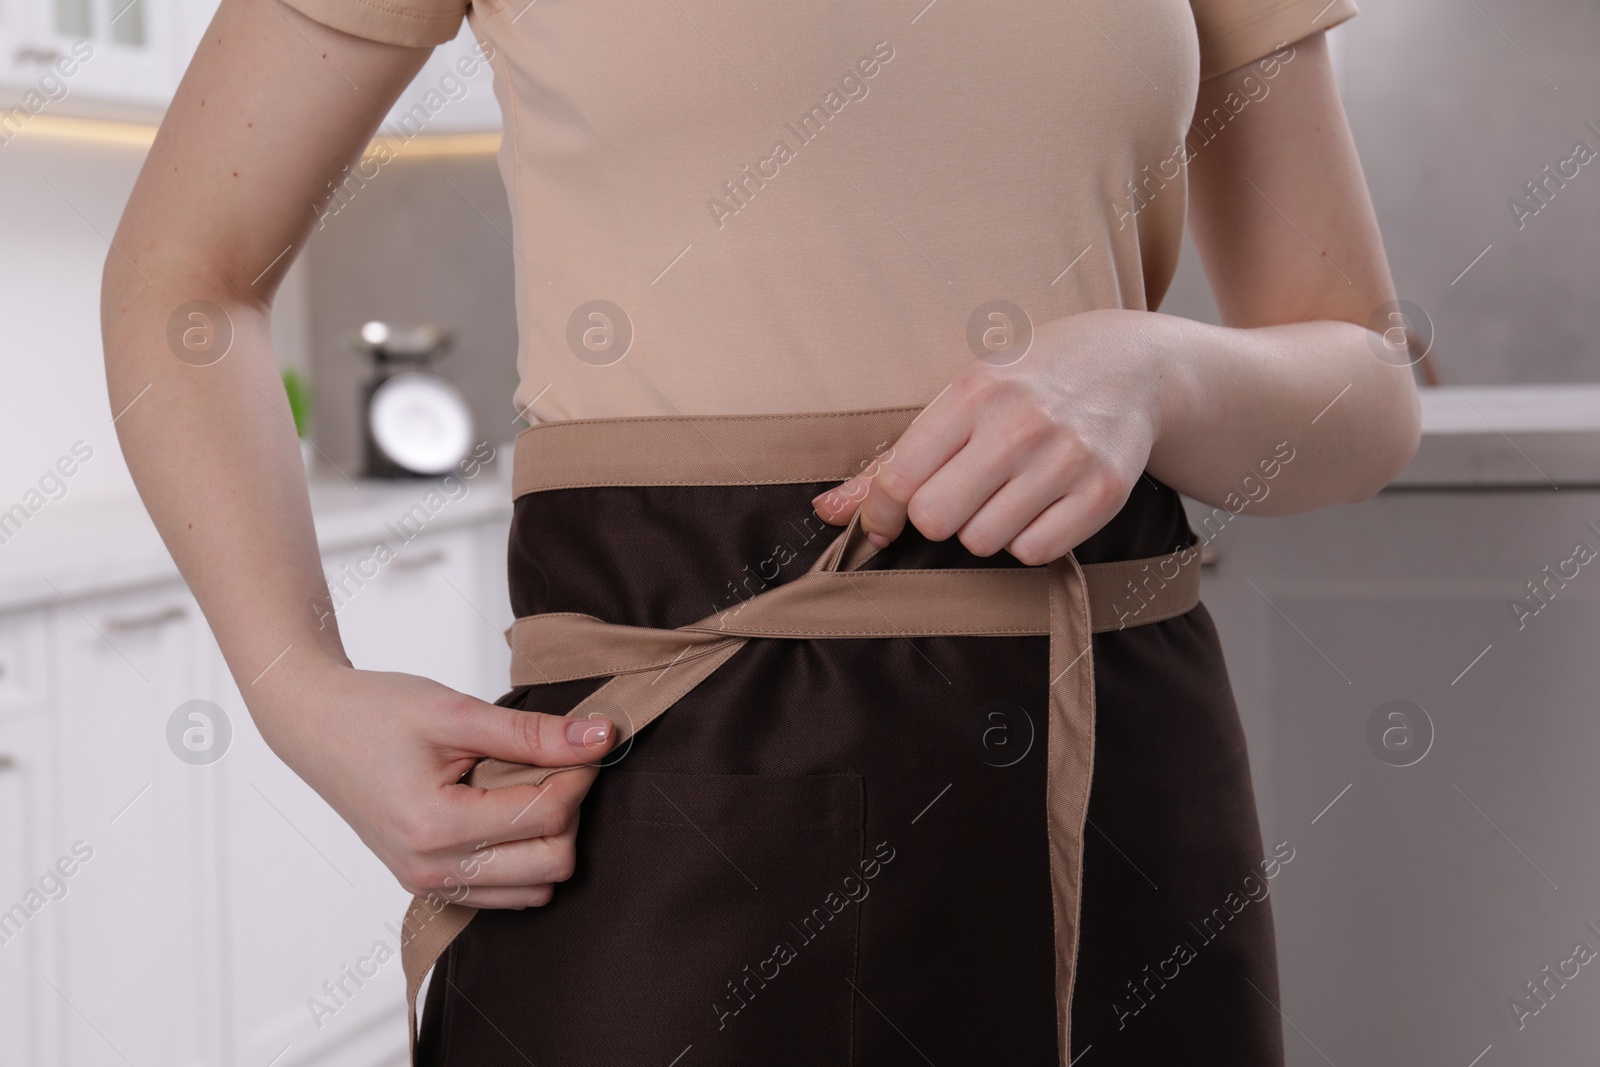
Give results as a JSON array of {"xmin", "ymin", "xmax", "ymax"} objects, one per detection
[
  {"xmin": 568, "ymin": 717, "xmax": 611, "ymax": 746},
  {"xmin": 866, "ymin": 531, "xmax": 890, "ymax": 548}
]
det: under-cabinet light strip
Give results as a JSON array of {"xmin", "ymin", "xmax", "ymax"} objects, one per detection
[{"xmin": 10, "ymin": 114, "xmax": 501, "ymax": 157}]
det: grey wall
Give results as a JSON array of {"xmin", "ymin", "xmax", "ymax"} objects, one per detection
[
  {"xmin": 1161, "ymin": 0, "xmax": 1600, "ymax": 384},
  {"xmin": 304, "ymin": 154, "xmax": 517, "ymax": 474},
  {"xmin": 1343, "ymin": 0, "xmax": 1600, "ymax": 385}
]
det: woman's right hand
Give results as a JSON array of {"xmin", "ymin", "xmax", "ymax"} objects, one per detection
[{"xmin": 259, "ymin": 663, "xmax": 616, "ymax": 909}]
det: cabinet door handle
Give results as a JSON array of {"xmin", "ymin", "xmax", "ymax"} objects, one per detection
[
  {"xmin": 15, "ymin": 45, "xmax": 63, "ymax": 64},
  {"xmin": 390, "ymin": 548, "xmax": 446, "ymax": 572},
  {"xmin": 0, "ymin": 754, "xmax": 16, "ymax": 772},
  {"xmin": 103, "ymin": 604, "xmax": 188, "ymax": 631}
]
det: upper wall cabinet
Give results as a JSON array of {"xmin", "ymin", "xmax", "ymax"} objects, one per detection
[
  {"xmin": 0, "ymin": 0, "xmax": 503, "ymax": 134},
  {"xmin": 0, "ymin": 0, "xmax": 180, "ymax": 110}
]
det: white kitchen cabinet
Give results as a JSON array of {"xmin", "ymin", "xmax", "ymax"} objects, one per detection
[
  {"xmin": 49, "ymin": 582, "xmax": 225, "ymax": 1067},
  {"xmin": 324, "ymin": 523, "xmax": 502, "ymax": 699},
  {"xmin": 0, "ymin": 0, "xmax": 181, "ymax": 109},
  {"xmin": 0, "ymin": 608, "xmax": 62, "ymax": 1067},
  {"xmin": 220, "ymin": 518, "xmax": 508, "ymax": 1067},
  {"xmin": 0, "ymin": 463, "xmax": 511, "ymax": 1067},
  {"xmin": 0, "ymin": 711, "xmax": 62, "ymax": 1067},
  {"xmin": 0, "ymin": 599, "xmax": 51, "ymax": 718},
  {"xmin": 215, "ymin": 651, "xmax": 415, "ymax": 1067}
]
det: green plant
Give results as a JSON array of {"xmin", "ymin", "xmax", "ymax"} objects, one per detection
[{"xmin": 281, "ymin": 368, "xmax": 313, "ymax": 439}]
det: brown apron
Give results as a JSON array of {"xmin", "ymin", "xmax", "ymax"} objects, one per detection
[{"xmin": 398, "ymin": 406, "xmax": 1276, "ymax": 1065}]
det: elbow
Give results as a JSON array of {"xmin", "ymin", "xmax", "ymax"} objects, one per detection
[{"xmin": 1344, "ymin": 375, "xmax": 1423, "ymax": 503}]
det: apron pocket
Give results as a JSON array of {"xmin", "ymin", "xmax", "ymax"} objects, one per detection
[{"xmin": 439, "ymin": 769, "xmax": 867, "ymax": 1067}]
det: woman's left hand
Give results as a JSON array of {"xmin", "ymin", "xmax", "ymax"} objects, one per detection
[{"xmin": 812, "ymin": 308, "xmax": 1175, "ymax": 566}]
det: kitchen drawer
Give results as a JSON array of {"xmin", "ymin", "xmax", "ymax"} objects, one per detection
[{"xmin": 0, "ymin": 608, "xmax": 51, "ymax": 719}]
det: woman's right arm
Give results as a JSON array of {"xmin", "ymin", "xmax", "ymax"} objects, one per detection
[{"xmin": 103, "ymin": 0, "xmax": 613, "ymax": 909}]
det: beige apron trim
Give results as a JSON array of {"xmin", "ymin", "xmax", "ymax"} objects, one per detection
[
  {"xmin": 510, "ymin": 405, "xmax": 926, "ymax": 495},
  {"xmin": 402, "ymin": 411, "xmax": 1203, "ymax": 1067}
]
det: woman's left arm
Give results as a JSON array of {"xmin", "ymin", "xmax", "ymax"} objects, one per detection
[
  {"xmin": 817, "ymin": 30, "xmax": 1422, "ymax": 564},
  {"xmin": 1146, "ymin": 28, "xmax": 1420, "ymax": 515}
]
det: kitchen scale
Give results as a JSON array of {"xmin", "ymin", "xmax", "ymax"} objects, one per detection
[{"xmin": 352, "ymin": 320, "xmax": 476, "ymax": 479}]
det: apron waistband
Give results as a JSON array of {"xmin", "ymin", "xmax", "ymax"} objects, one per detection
[{"xmin": 401, "ymin": 406, "xmax": 1204, "ymax": 1066}]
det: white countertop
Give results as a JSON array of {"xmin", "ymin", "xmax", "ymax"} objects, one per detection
[
  {"xmin": 1395, "ymin": 384, "xmax": 1600, "ymax": 488},
  {"xmin": 0, "ymin": 460, "xmax": 514, "ymax": 617}
]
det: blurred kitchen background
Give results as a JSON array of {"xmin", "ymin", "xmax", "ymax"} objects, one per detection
[{"xmin": 1, "ymin": 1, "xmax": 1598, "ymax": 1065}]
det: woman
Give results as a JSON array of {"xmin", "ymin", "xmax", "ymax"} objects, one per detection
[{"xmin": 102, "ymin": 0, "xmax": 1418, "ymax": 1062}]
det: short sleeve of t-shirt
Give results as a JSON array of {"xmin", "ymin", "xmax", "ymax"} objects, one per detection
[
  {"xmin": 1190, "ymin": 0, "xmax": 1358, "ymax": 80},
  {"xmin": 276, "ymin": 0, "xmax": 467, "ymax": 47}
]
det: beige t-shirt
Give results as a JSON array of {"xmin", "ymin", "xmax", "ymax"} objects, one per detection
[{"xmin": 284, "ymin": 0, "xmax": 1357, "ymax": 422}]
